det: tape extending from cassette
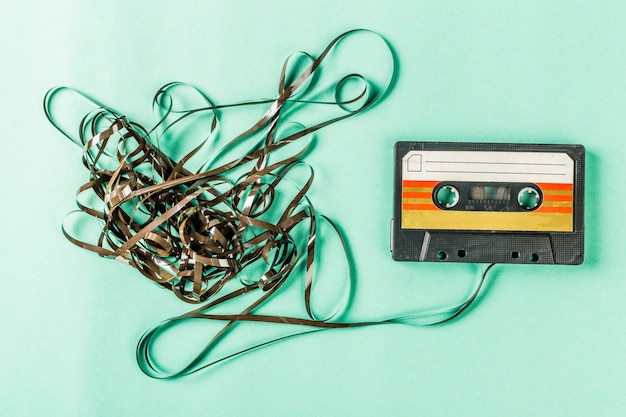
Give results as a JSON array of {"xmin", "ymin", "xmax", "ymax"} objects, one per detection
[{"xmin": 391, "ymin": 142, "xmax": 585, "ymax": 265}]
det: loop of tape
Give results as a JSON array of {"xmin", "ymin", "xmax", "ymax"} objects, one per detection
[{"xmin": 46, "ymin": 29, "xmax": 496, "ymax": 379}]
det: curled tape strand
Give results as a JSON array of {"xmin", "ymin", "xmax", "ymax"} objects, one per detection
[{"xmin": 46, "ymin": 29, "xmax": 496, "ymax": 379}]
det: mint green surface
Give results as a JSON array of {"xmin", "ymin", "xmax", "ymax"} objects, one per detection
[{"xmin": 1, "ymin": 1, "xmax": 625, "ymax": 415}]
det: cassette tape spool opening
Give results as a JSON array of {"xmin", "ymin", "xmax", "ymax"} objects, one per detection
[{"xmin": 431, "ymin": 182, "xmax": 545, "ymax": 213}]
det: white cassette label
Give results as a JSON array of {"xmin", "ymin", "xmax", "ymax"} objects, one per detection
[{"xmin": 402, "ymin": 150, "xmax": 574, "ymax": 184}]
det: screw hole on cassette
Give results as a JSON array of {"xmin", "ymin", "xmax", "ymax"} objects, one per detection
[
  {"xmin": 529, "ymin": 253, "xmax": 539, "ymax": 262},
  {"xmin": 457, "ymin": 249, "xmax": 466, "ymax": 258},
  {"xmin": 512, "ymin": 251, "xmax": 520, "ymax": 259},
  {"xmin": 437, "ymin": 251, "xmax": 448, "ymax": 260}
]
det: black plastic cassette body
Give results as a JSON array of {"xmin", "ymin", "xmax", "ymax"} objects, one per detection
[{"xmin": 391, "ymin": 142, "xmax": 585, "ymax": 265}]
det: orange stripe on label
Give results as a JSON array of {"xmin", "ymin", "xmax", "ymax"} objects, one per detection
[
  {"xmin": 536, "ymin": 206, "xmax": 573, "ymax": 213},
  {"xmin": 402, "ymin": 191, "xmax": 432, "ymax": 199},
  {"xmin": 403, "ymin": 180, "xmax": 439, "ymax": 188},
  {"xmin": 537, "ymin": 182, "xmax": 574, "ymax": 191},
  {"xmin": 402, "ymin": 203, "xmax": 437, "ymax": 210}
]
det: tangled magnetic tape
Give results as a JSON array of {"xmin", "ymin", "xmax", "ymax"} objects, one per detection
[{"xmin": 45, "ymin": 30, "xmax": 570, "ymax": 379}]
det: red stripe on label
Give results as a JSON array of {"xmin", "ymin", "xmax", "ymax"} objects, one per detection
[
  {"xmin": 402, "ymin": 180, "xmax": 439, "ymax": 188},
  {"xmin": 537, "ymin": 183, "xmax": 574, "ymax": 191},
  {"xmin": 536, "ymin": 206, "xmax": 573, "ymax": 213},
  {"xmin": 402, "ymin": 203, "xmax": 437, "ymax": 211}
]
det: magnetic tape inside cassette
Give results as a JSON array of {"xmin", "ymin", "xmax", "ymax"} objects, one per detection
[{"xmin": 391, "ymin": 142, "xmax": 585, "ymax": 265}]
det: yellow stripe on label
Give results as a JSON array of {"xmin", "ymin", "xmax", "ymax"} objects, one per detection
[
  {"xmin": 402, "ymin": 198, "xmax": 433, "ymax": 204},
  {"xmin": 543, "ymin": 189, "xmax": 574, "ymax": 196},
  {"xmin": 401, "ymin": 210, "xmax": 573, "ymax": 232},
  {"xmin": 402, "ymin": 187, "xmax": 433, "ymax": 193},
  {"xmin": 541, "ymin": 201, "xmax": 573, "ymax": 207}
]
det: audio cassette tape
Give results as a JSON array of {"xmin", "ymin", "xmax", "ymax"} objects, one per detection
[{"xmin": 391, "ymin": 142, "xmax": 585, "ymax": 264}]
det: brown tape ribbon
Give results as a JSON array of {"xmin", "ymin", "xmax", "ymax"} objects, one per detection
[{"xmin": 45, "ymin": 29, "xmax": 496, "ymax": 379}]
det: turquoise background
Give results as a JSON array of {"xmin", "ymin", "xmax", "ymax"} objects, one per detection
[{"xmin": 1, "ymin": 0, "xmax": 625, "ymax": 415}]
